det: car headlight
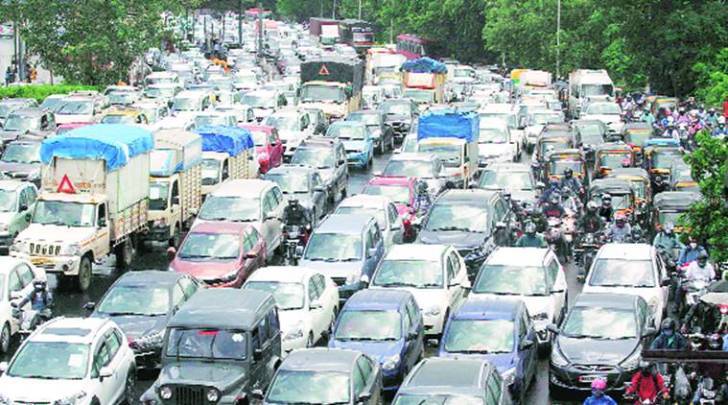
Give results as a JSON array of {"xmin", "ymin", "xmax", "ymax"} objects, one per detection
[
  {"xmin": 0, "ymin": 223, "xmax": 8, "ymax": 233},
  {"xmin": 550, "ymin": 347, "xmax": 570, "ymax": 367},
  {"xmin": 382, "ymin": 354, "xmax": 401, "ymax": 371},
  {"xmin": 63, "ymin": 243, "xmax": 80, "ymax": 256},
  {"xmin": 53, "ymin": 391, "xmax": 87, "ymax": 405},
  {"xmin": 284, "ymin": 323, "xmax": 305, "ymax": 341},
  {"xmin": 160, "ymin": 385, "xmax": 172, "ymax": 400},
  {"xmin": 620, "ymin": 350, "xmax": 641, "ymax": 370},
  {"xmin": 206, "ymin": 388, "xmax": 220, "ymax": 403},
  {"xmin": 0, "ymin": 393, "xmax": 11, "ymax": 405},
  {"xmin": 501, "ymin": 367, "xmax": 516, "ymax": 386},
  {"xmin": 11, "ymin": 240, "xmax": 28, "ymax": 253},
  {"xmin": 425, "ymin": 306, "xmax": 441, "ymax": 316}
]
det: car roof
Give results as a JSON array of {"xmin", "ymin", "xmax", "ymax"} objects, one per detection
[
  {"xmin": 113, "ymin": 270, "xmax": 186, "ymax": 286},
  {"xmin": 245, "ymin": 266, "xmax": 318, "ymax": 284},
  {"xmin": 338, "ymin": 194, "xmax": 391, "ymax": 209},
  {"xmin": 211, "ymin": 179, "xmax": 274, "ymax": 197},
  {"xmin": 344, "ymin": 289, "xmax": 410, "ymax": 311},
  {"xmin": 266, "ymin": 164, "xmax": 315, "ymax": 176},
  {"xmin": 188, "ymin": 221, "xmax": 250, "ymax": 235},
  {"xmin": 281, "ymin": 348, "xmax": 359, "ymax": 372},
  {"xmin": 384, "ymin": 244, "xmax": 448, "ymax": 262},
  {"xmin": 596, "ymin": 243, "xmax": 653, "ymax": 260},
  {"xmin": 7, "ymin": 107, "xmax": 44, "ymax": 117},
  {"xmin": 0, "ymin": 257, "xmax": 32, "ymax": 274},
  {"xmin": 453, "ymin": 295, "xmax": 522, "ymax": 321},
  {"xmin": 367, "ymin": 176, "xmax": 413, "ymax": 186},
  {"xmin": 482, "ymin": 162, "xmax": 530, "ymax": 172},
  {"xmin": 0, "ymin": 180, "xmax": 28, "ymax": 191},
  {"xmin": 389, "ymin": 152, "xmax": 437, "ymax": 162},
  {"xmin": 316, "ymin": 214, "xmax": 374, "ymax": 235},
  {"xmin": 573, "ymin": 292, "xmax": 640, "ymax": 310},
  {"xmin": 405, "ymin": 357, "xmax": 487, "ymax": 390},
  {"xmin": 485, "ymin": 247, "xmax": 550, "ymax": 267},
  {"xmin": 436, "ymin": 189, "xmax": 498, "ymax": 205},
  {"xmin": 33, "ymin": 317, "xmax": 110, "ymax": 345},
  {"xmin": 168, "ymin": 288, "xmax": 273, "ymax": 330}
]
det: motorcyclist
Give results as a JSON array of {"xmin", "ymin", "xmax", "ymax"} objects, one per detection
[
  {"xmin": 542, "ymin": 194, "xmax": 565, "ymax": 219},
  {"xmin": 712, "ymin": 122, "xmax": 727, "ymax": 137},
  {"xmin": 640, "ymin": 108, "xmax": 656, "ymax": 127},
  {"xmin": 413, "ymin": 180, "xmax": 432, "ymax": 214},
  {"xmin": 577, "ymin": 201, "xmax": 604, "ymax": 234},
  {"xmin": 676, "ymin": 106, "xmax": 690, "ymax": 124},
  {"xmin": 625, "ymin": 361, "xmax": 668, "ymax": 404},
  {"xmin": 559, "ymin": 168, "xmax": 583, "ymax": 195},
  {"xmin": 684, "ymin": 251, "xmax": 716, "ymax": 284},
  {"xmin": 529, "ymin": 206, "xmax": 548, "ymax": 233},
  {"xmin": 663, "ymin": 122, "xmax": 681, "ymax": 142},
  {"xmin": 15, "ymin": 280, "xmax": 53, "ymax": 320},
  {"xmin": 705, "ymin": 108, "xmax": 720, "ymax": 128},
  {"xmin": 282, "ymin": 199, "xmax": 312, "ymax": 229},
  {"xmin": 621, "ymin": 95, "xmax": 635, "ymax": 114},
  {"xmin": 597, "ymin": 194, "xmax": 613, "ymax": 221},
  {"xmin": 515, "ymin": 221, "xmax": 547, "ymax": 248},
  {"xmin": 539, "ymin": 178, "xmax": 561, "ymax": 205},
  {"xmin": 653, "ymin": 223, "xmax": 683, "ymax": 262},
  {"xmin": 606, "ymin": 212, "xmax": 632, "ymax": 242},
  {"xmin": 583, "ymin": 378, "xmax": 617, "ymax": 405},
  {"xmin": 650, "ymin": 317, "xmax": 688, "ymax": 350},
  {"xmin": 652, "ymin": 174, "xmax": 669, "ymax": 195},
  {"xmin": 678, "ymin": 236, "xmax": 708, "ymax": 266}
]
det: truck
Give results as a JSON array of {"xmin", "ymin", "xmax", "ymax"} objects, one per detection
[
  {"xmin": 146, "ymin": 129, "xmax": 203, "ymax": 247},
  {"xmin": 299, "ymin": 57, "xmax": 364, "ymax": 121},
  {"xmin": 416, "ymin": 110, "xmax": 479, "ymax": 189},
  {"xmin": 309, "ymin": 17, "xmax": 340, "ymax": 46},
  {"xmin": 339, "ymin": 19, "xmax": 375, "ymax": 54},
  {"xmin": 401, "ymin": 57, "xmax": 447, "ymax": 108},
  {"xmin": 365, "ymin": 47, "xmax": 406, "ymax": 84},
  {"xmin": 11, "ymin": 124, "xmax": 152, "ymax": 291},
  {"xmin": 568, "ymin": 69, "xmax": 615, "ymax": 119},
  {"xmin": 196, "ymin": 125, "xmax": 255, "ymax": 197}
]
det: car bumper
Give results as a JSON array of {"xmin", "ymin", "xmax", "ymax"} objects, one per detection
[
  {"xmin": 346, "ymin": 152, "xmax": 369, "ymax": 168},
  {"xmin": 13, "ymin": 253, "xmax": 81, "ymax": 275},
  {"xmin": 550, "ymin": 363, "xmax": 633, "ymax": 392},
  {"xmin": 282, "ymin": 334, "xmax": 308, "ymax": 355},
  {"xmin": 423, "ymin": 312, "xmax": 446, "ymax": 336}
]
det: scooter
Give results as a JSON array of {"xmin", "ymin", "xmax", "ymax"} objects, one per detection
[
  {"xmin": 282, "ymin": 224, "xmax": 310, "ymax": 266},
  {"xmin": 575, "ymin": 232, "xmax": 602, "ymax": 282},
  {"xmin": 11, "ymin": 302, "xmax": 51, "ymax": 341}
]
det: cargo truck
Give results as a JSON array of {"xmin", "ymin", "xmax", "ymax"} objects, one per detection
[
  {"xmin": 339, "ymin": 19, "xmax": 375, "ymax": 54},
  {"xmin": 568, "ymin": 69, "xmax": 615, "ymax": 119},
  {"xmin": 197, "ymin": 126, "xmax": 255, "ymax": 197},
  {"xmin": 309, "ymin": 17, "xmax": 340, "ymax": 46},
  {"xmin": 11, "ymin": 124, "xmax": 152, "ymax": 291},
  {"xmin": 401, "ymin": 57, "xmax": 447, "ymax": 109},
  {"xmin": 146, "ymin": 129, "xmax": 203, "ymax": 247},
  {"xmin": 416, "ymin": 110, "xmax": 479, "ymax": 189},
  {"xmin": 299, "ymin": 58, "xmax": 364, "ymax": 121}
]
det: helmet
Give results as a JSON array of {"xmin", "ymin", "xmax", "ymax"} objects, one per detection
[
  {"xmin": 679, "ymin": 106, "xmax": 686, "ymax": 113},
  {"xmin": 639, "ymin": 361, "xmax": 652, "ymax": 373},
  {"xmin": 707, "ymin": 333, "xmax": 722, "ymax": 350},
  {"xmin": 525, "ymin": 222, "xmax": 536, "ymax": 235},
  {"xmin": 33, "ymin": 280, "xmax": 46, "ymax": 290},
  {"xmin": 661, "ymin": 317, "xmax": 676, "ymax": 331},
  {"xmin": 549, "ymin": 194, "xmax": 559, "ymax": 204},
  {"xmin": 709, "ymin": 107, "xmax": 716, "ymax": 113},
  {"xmin": 289, "ymin": 199, "xmax": 300, "ymax": 206},
  {"xmin": 587, "ymin": 201, "xmax": 598, "ymax": 212},
  {"xmin": 417, "ymin": 180, "xmax": 429, "ymax": 194},
  {"xmin": 549, "ymin": 178, "xmax": 559, "ymax": 187},
  {"xmin": 563, "ymin": 168, "xmax": 573, "ymax": 178},
  {"xmin": 697, "ymin": 251, "xmax": 709, "ymax": 266},
  {"xmin": 615, "ymin": 212, "xmax": 626, "ymax": 223},
  {"xmin": 591, "ymin": 378, "xmax": 607, "ymax": 391},
  {"xmin": 654, "ymin": 174, "xmax": 664, "ymax": 183},
  {"xmin": 664, "ymin": 222, "xmax": 674, "ymax": 234}
]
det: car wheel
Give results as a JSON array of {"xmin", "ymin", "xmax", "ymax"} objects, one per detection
[
  {"xmin": 122, "ymin": 367, "xmax": 136, "ymax": 404},
  {"xmin": 379, "ymin": 139, "xmax": 386, "ymax": 155},
  {"xmin": 307, "ymin": 332, "xmax": 314, "ymax": 348},
  {"xmin": 170, "ymin": 224, "xmax": 181, "ymax": 248},
  {"xmin": 77, "ymin": 256, "xmax": 93, "ymax": 292},
  {"xmin": 0, "ymin": 323, "xmax": 10, "ymax": 354}
]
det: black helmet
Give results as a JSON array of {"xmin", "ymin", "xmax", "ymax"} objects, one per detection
[
  {"xmin": 564, "ymin": 168, "xmax": 573, "ymax": 178},
  {"xmin": 525, "ymin": 221, "xmax": 536, "ymax": 235},
  {"xmin": 661, "ymin": 317, "xmax": 676, "ymax": 332},
  {"xmin": 289, "ymin": 199, "xmax": 300, "ymax": 206},
  {"xmin": 697, "ymin": 251, "xmax": 709, "ymax": 265}
]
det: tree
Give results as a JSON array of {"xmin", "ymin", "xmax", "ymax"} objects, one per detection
[
  {"xmin": 693, "ymin": 48, "xmax": 728, "ymax": 107},
  {"xmin": 680, "ymin": 131, "xmax": 728, "ymax": 262}
]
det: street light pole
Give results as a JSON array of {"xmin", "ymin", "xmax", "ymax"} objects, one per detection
[
  {"xmin": 238, "ymin": 0, "xmax": 243, "ymax": 46},
  {"xmin": 556, "ymin": 0, "xmax": 561, "ymax": 78},
  {"xmin": 332, "ymin": 0, "xmax": 337, "ymax": 19},
  {"xmin": 358, "ymin": 0, "xmax": 362, "ymax": 19}
]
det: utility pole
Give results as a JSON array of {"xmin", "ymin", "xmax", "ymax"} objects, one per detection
[
  {"xmin": 12, "ymin": 20, "xmax": 18, "ymax": 81},
  {"xmin": 257, "ymin": 1, "xmax": 263, "ymax": 58},
  {"xmin": 358, "ymin": 0, "xmax": 362, "ymax": 19},
  {"xmin": 332, "ymin": 0, "xmax": 337, "ymax": 19},
  {"xmin": 556, "ymin": 0, "xmax": 561, "ymax": 78},
  {"xmin": 238, "ymin": 0, "xmax": 243, "ymax": 45}
]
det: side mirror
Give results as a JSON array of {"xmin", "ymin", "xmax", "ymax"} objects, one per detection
[
  {"xmin": 367, "ymin": 248, "xmax": 378, "ymax": 258},
  {"xmin": 99, "ymin": 366, "xmax": 113, "ymax": 380},
  {"xmin": 172, "ymin": 195, "xmax": 180, "ymax": 206},
  {"xmin": 360, "ymin": 274, "xmax": 370, "ymax": 286},
  {"xmin": 495, "ymin": 221, "xmax": 506, "ymax": 229},
  {"xmin": 372, "ymin": 170, "xmax": 382, "ymax": 177},
  {"xmin": 407, "ymin": 331, "xmax": 418, "ymax": 340},
  {"xmin": 264, "ymin": 212, "xmax": 278, "ymax": 221},
  {"xmin": 24, "ymin": 213, "xmax": 31, "ymax": 222},
  {"xmin": 295, "ymin": 245, "xmax": 304, "ymax": 257},
  {"xmin": 251, "ymin": 389, "xmax": 265, "ymax": 400},
  {"xmin": 83, "ymin": 302, "xmax": 96, "ymax": 312},
  {"xmin": 166, "ymin": 247, "xmax": 177, "ymax": 261},
  {"xmin": 253, "ymin": 348, "xmax": 263, "ymax": 361},
  {"xmin": 546, "ymin": 324, "xmax": 560, "ymax": 334},
  {"xmin": 463, "ymin": 156, "xmax": 470, "ymax": 163},
  {"xmin": 660, "ymin": 278, "xmax": 670, "ymax": 287},
  {"xmin": 245, "ymin": 252, "xmax": 258, "ymax": 259},
  {"xmin": 18, "ymin": 204, "xmax": 28, "ymax": 212},
  {"xmin": 98, "ymin": 218, "xmax": 107, "ymax": 228},
  {"xmin": 0, "ymin": 362, "xmax": 7, "ymax": 374},
  {"xmin": 9, "ymin": 291, "xmax": 23, "ymax": 301},
  {"xmin": 314, "ymin": 186, "xmax": 326, "ymax": 193},
  {"xmin": 519, "ymin": 339, "xmax": 534, "ymax": 351},
  {"xmin": 357, "ymin": 393, "xmax": 371, "ymax": 403},
  {"xmin": 536, "ymin": 181, "xmax": 545, "ymax": 189},
  {"xmin": 337, "ymin": 159, "xmax": 346, "ymax": 166},
  {"xmin": 448, "ymin": 280, "xmax": 460, "ymax": 288}
]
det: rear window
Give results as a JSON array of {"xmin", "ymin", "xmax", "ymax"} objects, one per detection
[{"xmin": 43, "ymin": 328, "xmax": 92, "ymax": 337}]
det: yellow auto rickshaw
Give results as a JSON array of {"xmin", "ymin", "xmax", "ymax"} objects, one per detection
[
  {"xmin": 669, "ymin": 161, "xmax": 699, "ymax": 192},
  {"xmin": 593, "ymin": 142, "xmax": 635, "ymax": 179},
  {"xmin": 545, "ymin": 149, "xmax": 588, "ymax": 185},
  {"xmin": 622, "ymin": 122, "xmax": 654, "ymax": 163},
  {"xmin": 607, "ymin": 167, "xmax": 652, "ymax": 225},
  {"xmin": 643, "ymin": 139, "xmax": 684, "ymax": 183},
  {"xmin": 651, "ymin": 191, "xmax": 701, "ymax": 235},
  {"xmin": 588, "ymin": 178, "xmax": 637, "ymax": 221}
]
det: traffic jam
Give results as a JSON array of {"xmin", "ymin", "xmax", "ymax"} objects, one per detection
[{"xmin": 0, "ymin": 9, "xmax": 726, "ymax": 405}]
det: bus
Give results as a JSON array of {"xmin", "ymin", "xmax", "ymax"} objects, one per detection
[
  {"xmin": 339, "ymin": 19, "xmax": 375, "ymax": 54},
  {"xmin": 396, "ymin": 34, "xmax": 436, "ymax": 60}
]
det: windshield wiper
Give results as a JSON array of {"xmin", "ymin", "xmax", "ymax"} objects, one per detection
[
  {"xmin": 21, "ymin": 375, "xmax": 58, "ymax": 380},
  {"xmin": 179, "ymin": 254, "xmax": 209, "ymax": 259},
  {"xmin": 229, "ymin": 218, "xmax": 255, "ymax": 223},
  {"xmin": 339, "ymin": 257, "xmax": 360, "ymax": 262},
  {"xmin": 431, "ymin": 226, "xmax": 470, "ymax": 232},
  {"xmin": 376, "ymin": 281, "xmax": 418, "ymax": 288},
  {"xmin": 450, "ymin": 349, "xmax": 491, "ymax": 354},
  {"xmin": 564, "ymin": 333, "xmax": 593, "ymax": 339}
]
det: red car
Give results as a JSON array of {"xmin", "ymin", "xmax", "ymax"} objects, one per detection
[
  {"xmin": 239, "ymin": 124, "xmax": 284, "ymax": 174},
  {"xmin": 362, "ymin": 176, "xmax": 418, "ymax": 241},
  {"xmin": 168, "ymin": 222, "xmax": 266, "ymax": 288}
]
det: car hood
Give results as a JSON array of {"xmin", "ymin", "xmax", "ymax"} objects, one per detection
[
  {"xmin": 478, "ymin": 142, "xmax": 513, "ymax": 158},
  {"xmin": 299, "ymin": 259, "xmax": 360, "ymax": 279},
  {"xmin": 439, "ymin": 351, "xmax": 515, "ymax": 373},
  {"xmin": 384, "ymin": 114, "xmax": 410, "ymax": 124},
  {"xmin": 0, "ymin": 161, "xmax": 40, "ymax": 178},
  {"xmin": 371, "ymin": 286, "xmax": 448, "ymax": 311},
  {"xmin": 0, "ymin": 376, "xmax": 94, "ymax": 402},
  {"xmin": 96, "ymin": 314, "xmax": 167, "ymax": 339},
  {"xmin": 55, "ymin": 114, "xmax": 93, "ymax": 125},
  {"xmin": 17, "ymin": 224, "xmax": 97, "ymax": 245},
  {"xmin": 278, "ymin": 130, "xmax": 305, "ymax": 142},
  {"xmin": 526, "ymin": 125, "xmax": 544, "ymax": 136},
  {"xmin": 157, "ymin": 361, "xmax": 248, "ymax": 391},
  {"xmin": 555, "ymin": 335, "xmax": 639, "ymax": 365},
  {"xmin": 0, "ymin": 130, "xmax": 24, "ymax": 142},
  {"xmin": 342, "ymin": 140, "xmax": 367, "ymax": 151},
  {"xmin": 418, "ymin": 230, "xmax": 486, "ymax": 250},
  {"xmin": 584, "ymin": 114, "xmax": 621, "ymax": 124},
  {"xmin": 277, "ymin": 309, "xmax": 308, "ymax": 332},
  {"xmin": 170, "ymin": 259, "xmax": 239, "ymax": 280},
  {"xmin": 329, "ymin": 339, "xmax": 403, "ymax": 363}
]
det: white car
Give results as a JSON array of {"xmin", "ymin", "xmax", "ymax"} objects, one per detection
[
  {"xmin": 243, "ymin": 266, "xmax": 339, "ymax": 354},
  {"xmin": 241, "ymin": 90, "xmax": 288, "ymax": 123},
  {"xmin": 582, "ymin": 243, "xmax": 669, "ymax": 326},
  {"xmin": 581, "ymin": 101, "xmax": 624, "ymax": 134},
  {"xmin": 192, "ymin": 110, "xmax": 238, "ymax": 128},
  {"xmin": 0, "ymin": 317, "xmax": 136, "ymax": 405},
  {"xmin": 335, "ymin": 195, "xmax": 403, "ymax": 251},
  {"xmin": 470, "ymin": 247, "xmax": 567, "ymax": 345},
  {"xmin": 368, "ymin": 244, "xmax": 470, "ymax": 337},
  {"xmin": 0, "ymin": 257, "xmax": 45, "ymax": 354},
  {"xmin": 194, "ymin": 179, "xmax": 285, "ymax": 258},
  {"xmin": 263, "ymin": 108, "xmax": 313, "ymax": 161},
  {"xmin": 477, "ymin": 120, "xmax": 519, "ymax": 165}
]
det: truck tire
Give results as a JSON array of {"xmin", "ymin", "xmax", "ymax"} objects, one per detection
[
  {"xmin": 77, "ymin": 256, "xmax": 93, "ymax": 292},
  {"xmin": 170, "ymin": 225, "xmax": 181, "ymax": 248},
  {"xmin": 0, "ymin": 322, "xmax": 10, "ymax": 354},
  {"xmin": 115, "ymin": 240, "xmax": 134, "ymax": 270}
]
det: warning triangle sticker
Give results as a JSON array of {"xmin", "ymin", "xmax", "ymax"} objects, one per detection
[
  {"xmin": 57, "ymin": 174, "xmax": 76, "ymax": 194},
  {"xmin": 319, "ymin": 64, "xmax": 330, "ymax": 75}
]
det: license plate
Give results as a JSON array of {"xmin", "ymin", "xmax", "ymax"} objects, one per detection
[
  {"xmin": 578, "ymin": 375, "xmax": 601, "ymax": 383},
  {"xmin": 30, "ymin": 257, "xmax": 51, "ymax": 265}
]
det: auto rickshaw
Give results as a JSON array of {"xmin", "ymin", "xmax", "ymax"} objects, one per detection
[
  {"xmin": 651, "ymin": 191, "xmax": 702, "ymax": 236},
  {"xmin": 544, "ymin": 148, "xmax": 588, "ymax": 186},
  {"xmin": 592, "ymin": 142, "xmax": 636, "ymax": 179},
  {"xmin": 607, "ymin": 167, "xmax": 652, "ymax": 225},
  {"xmin": 643, "ymin": 139, "xmax": 684, "ymax": 184},
  {"xmin": 588, "ymin": 178, "xmax": 637, "ymax": 221},
  {"xmin": 622, "ymin": 122, "xmax": 654, "ymax": 164},
  {"xmin": 669, "ymin": 161, "xmax": 699, "ymax": 192},
  {"xmin": 534, "ymin": 125, "xmax": 575, "ymax": 164}
]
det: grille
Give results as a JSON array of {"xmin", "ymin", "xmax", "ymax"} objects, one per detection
[
  {"xmin": 573, "ymin": 364, "xmax": 615, "ymax": 372},
  {"xmin": 345, "ymin": 149, "xmax": 358, "ymax": 154},
  {"xmin": 331, "ymin": 277, "xmax": 347, "ymax": 286},
  {"xmin": 30, "ymin": 243, "xmax": 61, "ymax": 256},
  {"xmin": 173, "ymin": 386, "xmax": 205, "ymax": 405}
]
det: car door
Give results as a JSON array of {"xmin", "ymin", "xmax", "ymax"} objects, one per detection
[
  {"xmin": 444, "ymin": 252, "xmax": 463, "ymax": 310},
  {"xmin": 515, "ymin": 309, "xmax": 536, "ymax": 391},
  {"xmin": 386, "ymin": 203, "xmax": 403, "ymax": 245},
  {"xmin": 363, "ymin": 224, "xmax": 384, "ymax": 279},
  {"xmin": 269, "ymin": 129, "xmax": 283, "ymax": 166},
  {"xmin": 306, "ymin": 275, "xmax": 326, "ymax": 339},
  {"xmin": 402, "ymin": 299, "xmax": 423, "ymax": 370},
  {"xmin": 335, "ymin": 144, "xmax": 348, "ymax": 193},
  {"xmin": 310, "ymin": 173, "xmax": 326, "ymax": 219},
  {"xmin": 91, "ymin": 330, "xmax": 123, "ymax": 403},
  {"xmin": 6, "ymin": 268, "xmax": 24, "ymax": 333},
  {"xmin": 655, "ymin": 252, "xmax": 669, "ymax": 316},
  {"xmin": 355, "ymin": 355, "xmax": 381, "ymax": 405},
  {"xmin": 546, "ymin": 254, "xmax": 567, "ymax": 322},
  {"xmin": 260, "ymin": 190, "xmax": 278, "ymax": 256}
]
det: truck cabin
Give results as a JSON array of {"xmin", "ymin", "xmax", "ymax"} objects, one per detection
[
  {"xmin": 32, "ymin": 193, "xmax": 107, "ymax": 229},
  {"xmin": 149, "ymin": 177, "xmax": 180, "ymax": 212},
  {"xmin": 300, "ymin": 82, "xmax": 350, "ymax": 104}
]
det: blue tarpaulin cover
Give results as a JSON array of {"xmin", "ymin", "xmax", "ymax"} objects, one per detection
[
  {"xmin": 195, "ymin": 126, "xmax": 254, "ymax": 156},
  {"xmin": 417, "ymin": 110, "xmax": 479, "ymax": 142},
  {"xmin": 401, "ymin": 57, "xmax": 448, "ymax": 74},
  {"xmin": 40, "ymin": 124, "xmax": 153, "ymax": 171}
]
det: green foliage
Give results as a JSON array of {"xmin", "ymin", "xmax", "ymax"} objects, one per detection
[
  {"xmin": 693, "ymin": 48, "xmax": 728, "ymax": 107},
  {"xmin": 680, "ymin": 131, "xmax": 728, "ymax": 262},
  {"xmin": 0, "ymin": 85, "xmax": 101, "ymax": 103}
]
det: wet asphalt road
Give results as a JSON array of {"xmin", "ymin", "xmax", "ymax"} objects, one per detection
[{"xmin": 3, "ymin": 149, "xmax": 587, "ymax": 405}]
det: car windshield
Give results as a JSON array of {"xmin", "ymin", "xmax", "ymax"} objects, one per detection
[
  {"xmin": 598, "ymin": 153, "xmax": 631, "ymax": 168},
  {"xmin": 418, "ymin": 143, "xmax": 462, "ymax": 167},
  {"xmin": 1, "ymin": 143, "xmax": 40, "ymax": 164},
  {"xmin": 658, "ymin": 211, "xmax": 683, "ymax": 226},
  {"xmin": 166, "ymin": 328, "xmax": 247, "ymax": 360},
  {"xmin": 478, "ymin": 127, "xmax": 508, "ymax": 143},
  {"xmin": 108, "ymin": 92, "xmax": 137, "ymax": 105},
  {"xmin": 474, "ymin": 265, "xmax": 548, "ymax": 296},
  {"xmin": 300, "ymin": 84, "xmax": 346, "ymax": 103},
  {"xmin": 264, "ymin": 115, "xmax": 298, "ymax": 131},
  {"xmin": 291, "ymin": 147, "xmax": 335, "ymax": 169},
  {"xmin": 425, "ymin": 204, "xmax": 488, "ymax": 233},
  {"xmin": 32, "ymin": 201, "xmax": 95, "ymax": 227},
  {"xmin": 582, "ymin": 84, "xmax": 614, "ymax": 97},
  {"xmin": 8, "ymin": 342, "xmax": 89, "ymax": 380},
  {"xmin": 589, "ymin": 259, "xmax": 655, "ymax": 287},
  {"xmin": 587, "ymin": 103, "xmax": 620, "ymax": 115},
  {"xmin": 0, "ymin": 190, "xmax": 16, "ymax": 212},
  {"xmin": 56, "ymin": 100, "xmax": 93, "ymax": 115},
  {"xmin": 335, "ymin": 310, "xmax": 402, "ymax": 340},
  {"xmin": 144, "ymin": 87, "xmax": 176, "ymax": 98},
  {"xmin": 195, "ymin": 115, "xmax": 228, "ymax": 127},
  {"xmin": 381, "ymin": 102, "xmax": 411, "ymax": 116},
  {"xmin": 266, "ymin": 370, "xmax": 350, "ymax": 404},
  {"xmin": 625, "ymin": 131, "xmax": 651, "ymax": 147},
  {"xmin": 3, "ymin": 115, "xmax": 39, "ymax": 131},
  {"xmin": 563, "ymin": 307, "xmax": 637, "ymax": 339},
  {"xmin": 266, "ymin": 172, "xmax": 309, "ymax": 194},
  {"xmin": 394, "ymin": 395, "xmax": 484, "ymax": 405},
  {"xmin": 171, "ymin": 97, "xmax": 200, "ymax": 112},
  {"xmin": 328, "ymin": 125, "xmax": 366, "ymax": 140},
  {"xmin": 149, "ymin": 180, "xmax": 170, "ymax": 211},
  {"xmin": 178, "ymin": 232, "xmax": 240, "ymax": 260},
  {"xmin": 551, "ymin": 160, "xmax": 584, "ymax": 176},
  {"xmin": 383, "ymin": 160, "xmax": 436, "ymax": 178},
  {"xmin": 444, "ymin": 319, "xmax": 514, "ymax": 354},
  {"xmin": 531, "ymin": 113, "xmax": 561, "ymax": 125},
  {"xmin": 40, "ymin": 97, "xmax": 64, "ymax": 112},
  {"xmin": 479, "ymin": 170, "xmax": 533, "ymax": 190},
  {"xmin": 198, "ymin": 196, "xmax": 259, "ymax": 222},
  {"xmin": 540, "ymin": 141, "xmax": 570, "ymax": 157},
  {"xmin": 348, "ymin": 113, "xmax": 380, "ymax": 126},
  {"xmin": 200, "ymin": 158, "xmax": 221, "ymax": 184},
  {"xmin": 653, "ymin": 151, "xmax": 682, "ymax": 169},
  {"xmin": 362, "ymin": 184, "xmax": 410, "ymax": 205},
  {"xmin": 592, "ymin": 193, "xmax": 630, "ymax": 210},
  {"xmin": 372, "ymin": 259, "xmax": 443, "ymax": 288},
  {"xmin": 335, "ymin": 206, "xmax": 386, "ymax": 230},
  {"xmin": 100, "ymin": 114, "xmax": 136, "ymax": 124},
  {"xmin": 404, "ymin": 89, "xmax": 435, "ymax": 103},
  {"xmin": 97, "ymin": 285, "xmax": 169, "ymax": 316},
  {"xmin": 575, "ymin": 122, "xmax": 604, "ymax": 137},
  {"xmin": 304, "ymin": 233, "xmax": 361, "ymax": 261},
  {"xmin": 245, "ymin": 281, "xmax": 304, "ymax": 310}
]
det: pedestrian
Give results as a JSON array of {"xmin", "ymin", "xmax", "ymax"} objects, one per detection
[{"xmin": 4, "ymin": 66, "xmax": 14, "ymax": 86}]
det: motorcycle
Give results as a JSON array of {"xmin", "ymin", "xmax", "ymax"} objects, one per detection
[
  {"xmin": 696, "ymin": 376, "xmax": 717, "ymax": 405},
  {"xmin": 281, "ymin": 224, "xmax": 310, "ymax": 266},
  {"xmin": 575, "ymin": 232, "xmax": 602, "ymax": 282},
  {"xmin": 545, "ymin": 216, "xmax": 565, "ymax": 260},
  {"xmin": 11, "ymin": 301, "xmax": 51, "ymax": 341}
]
